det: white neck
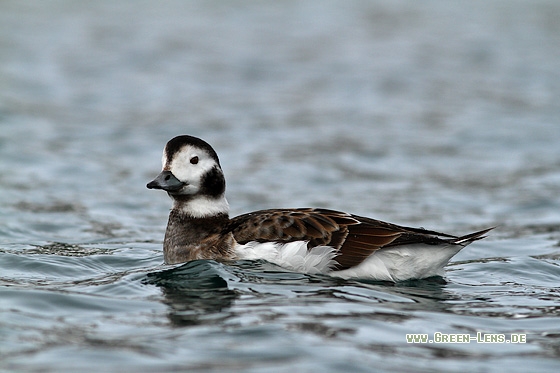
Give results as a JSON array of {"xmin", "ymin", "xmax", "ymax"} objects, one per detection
[{"xmin": 173, "ymin": 194, "xmax": 230, "ymax": 218}]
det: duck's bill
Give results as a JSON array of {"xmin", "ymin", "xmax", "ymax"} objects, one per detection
[{"xmin": 147, "ymin": 171, "xmax": 185, "ymax": 192}]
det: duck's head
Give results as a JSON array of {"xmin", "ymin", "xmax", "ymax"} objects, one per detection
[{"xmin": 147, "ymin": 135, "xmax": 229, "ymax": 217}]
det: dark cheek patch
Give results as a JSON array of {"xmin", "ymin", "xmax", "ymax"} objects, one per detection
[{"xmin": 200, "ymin": 166, "xmax": 226, "ymax": 197}]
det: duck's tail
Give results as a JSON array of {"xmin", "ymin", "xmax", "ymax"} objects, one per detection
[{"xmin": 453, "ymin": 227, "xmax": 495, "ymax": 246}]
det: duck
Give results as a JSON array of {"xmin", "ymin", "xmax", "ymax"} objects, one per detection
[{"xmin": 147, "ymin": 135, "xmax": 493, "ymax": 282}]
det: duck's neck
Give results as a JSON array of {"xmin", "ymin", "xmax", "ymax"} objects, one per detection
[
  {"xmin": 171, "ymin": 194, "xmax": 230, "ymax": 218},
  {"xmin": 163, "ymin": 204, "xmax": 234, "ymax": 264}
]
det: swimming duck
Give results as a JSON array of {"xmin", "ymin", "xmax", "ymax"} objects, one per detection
[{"xmin": 147, "ymin": 135, "xmax": 492, "ymax": 282}]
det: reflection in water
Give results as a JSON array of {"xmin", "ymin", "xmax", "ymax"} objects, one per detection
[
  {"xmin": 144, "ymin": 260, "xmax": 237, "ymax": 326},
  {"xmin": 354, "ymin": 276, "xmax": 461, "ymax": 314},
  {"xmin": 145, "ymin": 257, "xmax": 462, "ymax": 328}
]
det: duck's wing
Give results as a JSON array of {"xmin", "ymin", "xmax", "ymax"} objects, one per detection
[{"xmin": 229, "ymin": 208, "xmax": 492, "ymax": 270}]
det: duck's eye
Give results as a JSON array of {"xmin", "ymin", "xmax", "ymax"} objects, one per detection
[{"xmin": 190, "ymin": 156, "xmax": 199, "ymax": 165}]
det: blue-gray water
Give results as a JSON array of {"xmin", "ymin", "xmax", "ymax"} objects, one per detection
[{"xmin": 1, "ymin": 1, "xmax": 560, "ymax": 372}]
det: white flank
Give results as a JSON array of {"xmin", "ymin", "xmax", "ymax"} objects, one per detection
[
  {"xmin": 175, "ymin": 195, "xmax": 229, "ymax": 218},
  {"xmin": 331, "ymin": 243, "xmax": 464, "ymax": 281},
  {"xmin": 236, "ymin": 241, "xmax": 467, "ymax": 281},
  {"xmin": 235, "ymin": 241, "xmax": 338, "ymax": 274}
]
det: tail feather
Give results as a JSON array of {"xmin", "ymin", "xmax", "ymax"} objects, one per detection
[{"xmin": 453, "ymin": 227, "xmax": 495, "ymax": 245}]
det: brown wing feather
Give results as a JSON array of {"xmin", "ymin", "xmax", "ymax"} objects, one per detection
[
  {"xmin": 229, "ymin": 208, "xmax": 341, "ymax": 244},
  {"xmin": 333, "ymin": 225, "xmax": 402, "ymax": 269},
  {"xmin": 228, "ymin": 208, "xmax": 404, "ymax": 270}
]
